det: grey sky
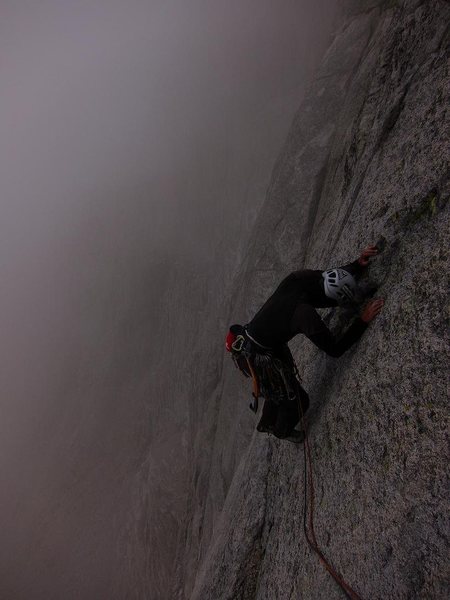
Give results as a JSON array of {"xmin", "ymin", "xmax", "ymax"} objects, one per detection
[{"xmin": 0, "ymin": 1, "xmax": 338, "ymax": 597}]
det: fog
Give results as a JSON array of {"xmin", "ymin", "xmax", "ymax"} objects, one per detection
[{"xmin": 0, "ymin": 1, "xmax": 338, "ymax": 598}]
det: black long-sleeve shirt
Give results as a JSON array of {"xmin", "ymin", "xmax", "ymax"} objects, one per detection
[{"xmin": 247, "ymin": 260, "xmax": 367, "ymax": 356}]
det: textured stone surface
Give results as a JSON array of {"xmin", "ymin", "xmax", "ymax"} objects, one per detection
[
  {"xmin": 178, "ymin": 1, "xmax": 450, "ymax": 599},
  {"xmin": 130, "ymin": 95, "xmax": 322, "ymax": 599}
]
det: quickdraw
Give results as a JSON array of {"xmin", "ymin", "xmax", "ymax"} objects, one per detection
[{"xmin": 245, "ymin": 356, "xmax": 260, "ymax": 413}]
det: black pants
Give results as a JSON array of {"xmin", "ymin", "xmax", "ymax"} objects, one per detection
[{"xmin": 257, "ymin": 384, "xmax": 309, "ymax": 438}]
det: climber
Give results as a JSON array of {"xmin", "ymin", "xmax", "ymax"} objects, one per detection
[{"xmin": 225, "ymin": 245, "xmax": 384, "ymax": 443}]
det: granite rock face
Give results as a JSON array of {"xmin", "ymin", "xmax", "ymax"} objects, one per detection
[{"xmin": 175, "ymin": 2, "xmax": 449, "ymax": 599}]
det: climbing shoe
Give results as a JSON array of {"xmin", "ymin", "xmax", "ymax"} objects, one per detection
[
  {"xmin": 283, "ymin": 429, "xmax": 305, "ymax": 444},
  {"xmin": 256, "ymin": 423, "xmax": 274, "ymax": 435}
]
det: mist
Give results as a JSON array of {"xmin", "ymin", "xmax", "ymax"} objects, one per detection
[{"xmin": 0, "ymin": 1, "xmax": 338, "ymax": 598}]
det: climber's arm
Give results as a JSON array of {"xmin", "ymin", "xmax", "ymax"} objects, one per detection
[
  {"xmin": 285, "ymin": 245, "xmax": 380, "ymax": 286},
  {"xmin": 358, "ymin": 245, "xmax": 379, "ymax": 267},
  {"xmin": 340, "ymin": 245, "xmax": 380, "ymax": 279},
  {"xmin": 307, "ymin": 319, "xmax": 368, "ymax": 357},
  {"xmin": 295, "ymin": 299, "xmax": 384, "ymax": 358}
]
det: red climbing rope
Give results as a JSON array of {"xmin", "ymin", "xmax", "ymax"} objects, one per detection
[{"xmin": 297, "ymin": 388, "xmax": 364, "ymax": 600}]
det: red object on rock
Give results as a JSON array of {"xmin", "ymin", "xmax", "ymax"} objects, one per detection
[{"xmin": 225, "ymin": 330, "xmax": 237, "ymax": 352}]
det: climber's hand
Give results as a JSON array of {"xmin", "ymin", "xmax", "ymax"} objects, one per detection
[
  {"xmin": 358, "ymin": 245, "xmax": 379, "ymax": 267},
  {"xmin": 361, "ymin": 298, "xmax": 384, "ymax": 323}
]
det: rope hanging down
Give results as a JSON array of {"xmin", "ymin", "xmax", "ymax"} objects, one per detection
[{"xmin": 294, "ymin": 364, "xmax": 364, "ymax": 600}]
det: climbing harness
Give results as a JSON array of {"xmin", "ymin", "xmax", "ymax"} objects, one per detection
[
  {"xmin": 231, "ymin": 334, "xmax": 246, "ymax": 353},
  {"xmin": 295, "ymin": 374, "xmax": 364, "ymax": 600},
  {"xmin": 244, "ymin": 327, "xmax": 272, "ymax": 350},
  {"xmin": 229, "ymin": 326, "xmax": 302, "ymax": 410}
]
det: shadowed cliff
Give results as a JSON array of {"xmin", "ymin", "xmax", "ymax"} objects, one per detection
[{"xmin": 177, "ymin": 1, "xmax": 450, "ymax": 598}]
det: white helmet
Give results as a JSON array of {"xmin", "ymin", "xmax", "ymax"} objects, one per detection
[{"xmin": 322, "ymin": 268, "xmax": 357, "ymax": 303}]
